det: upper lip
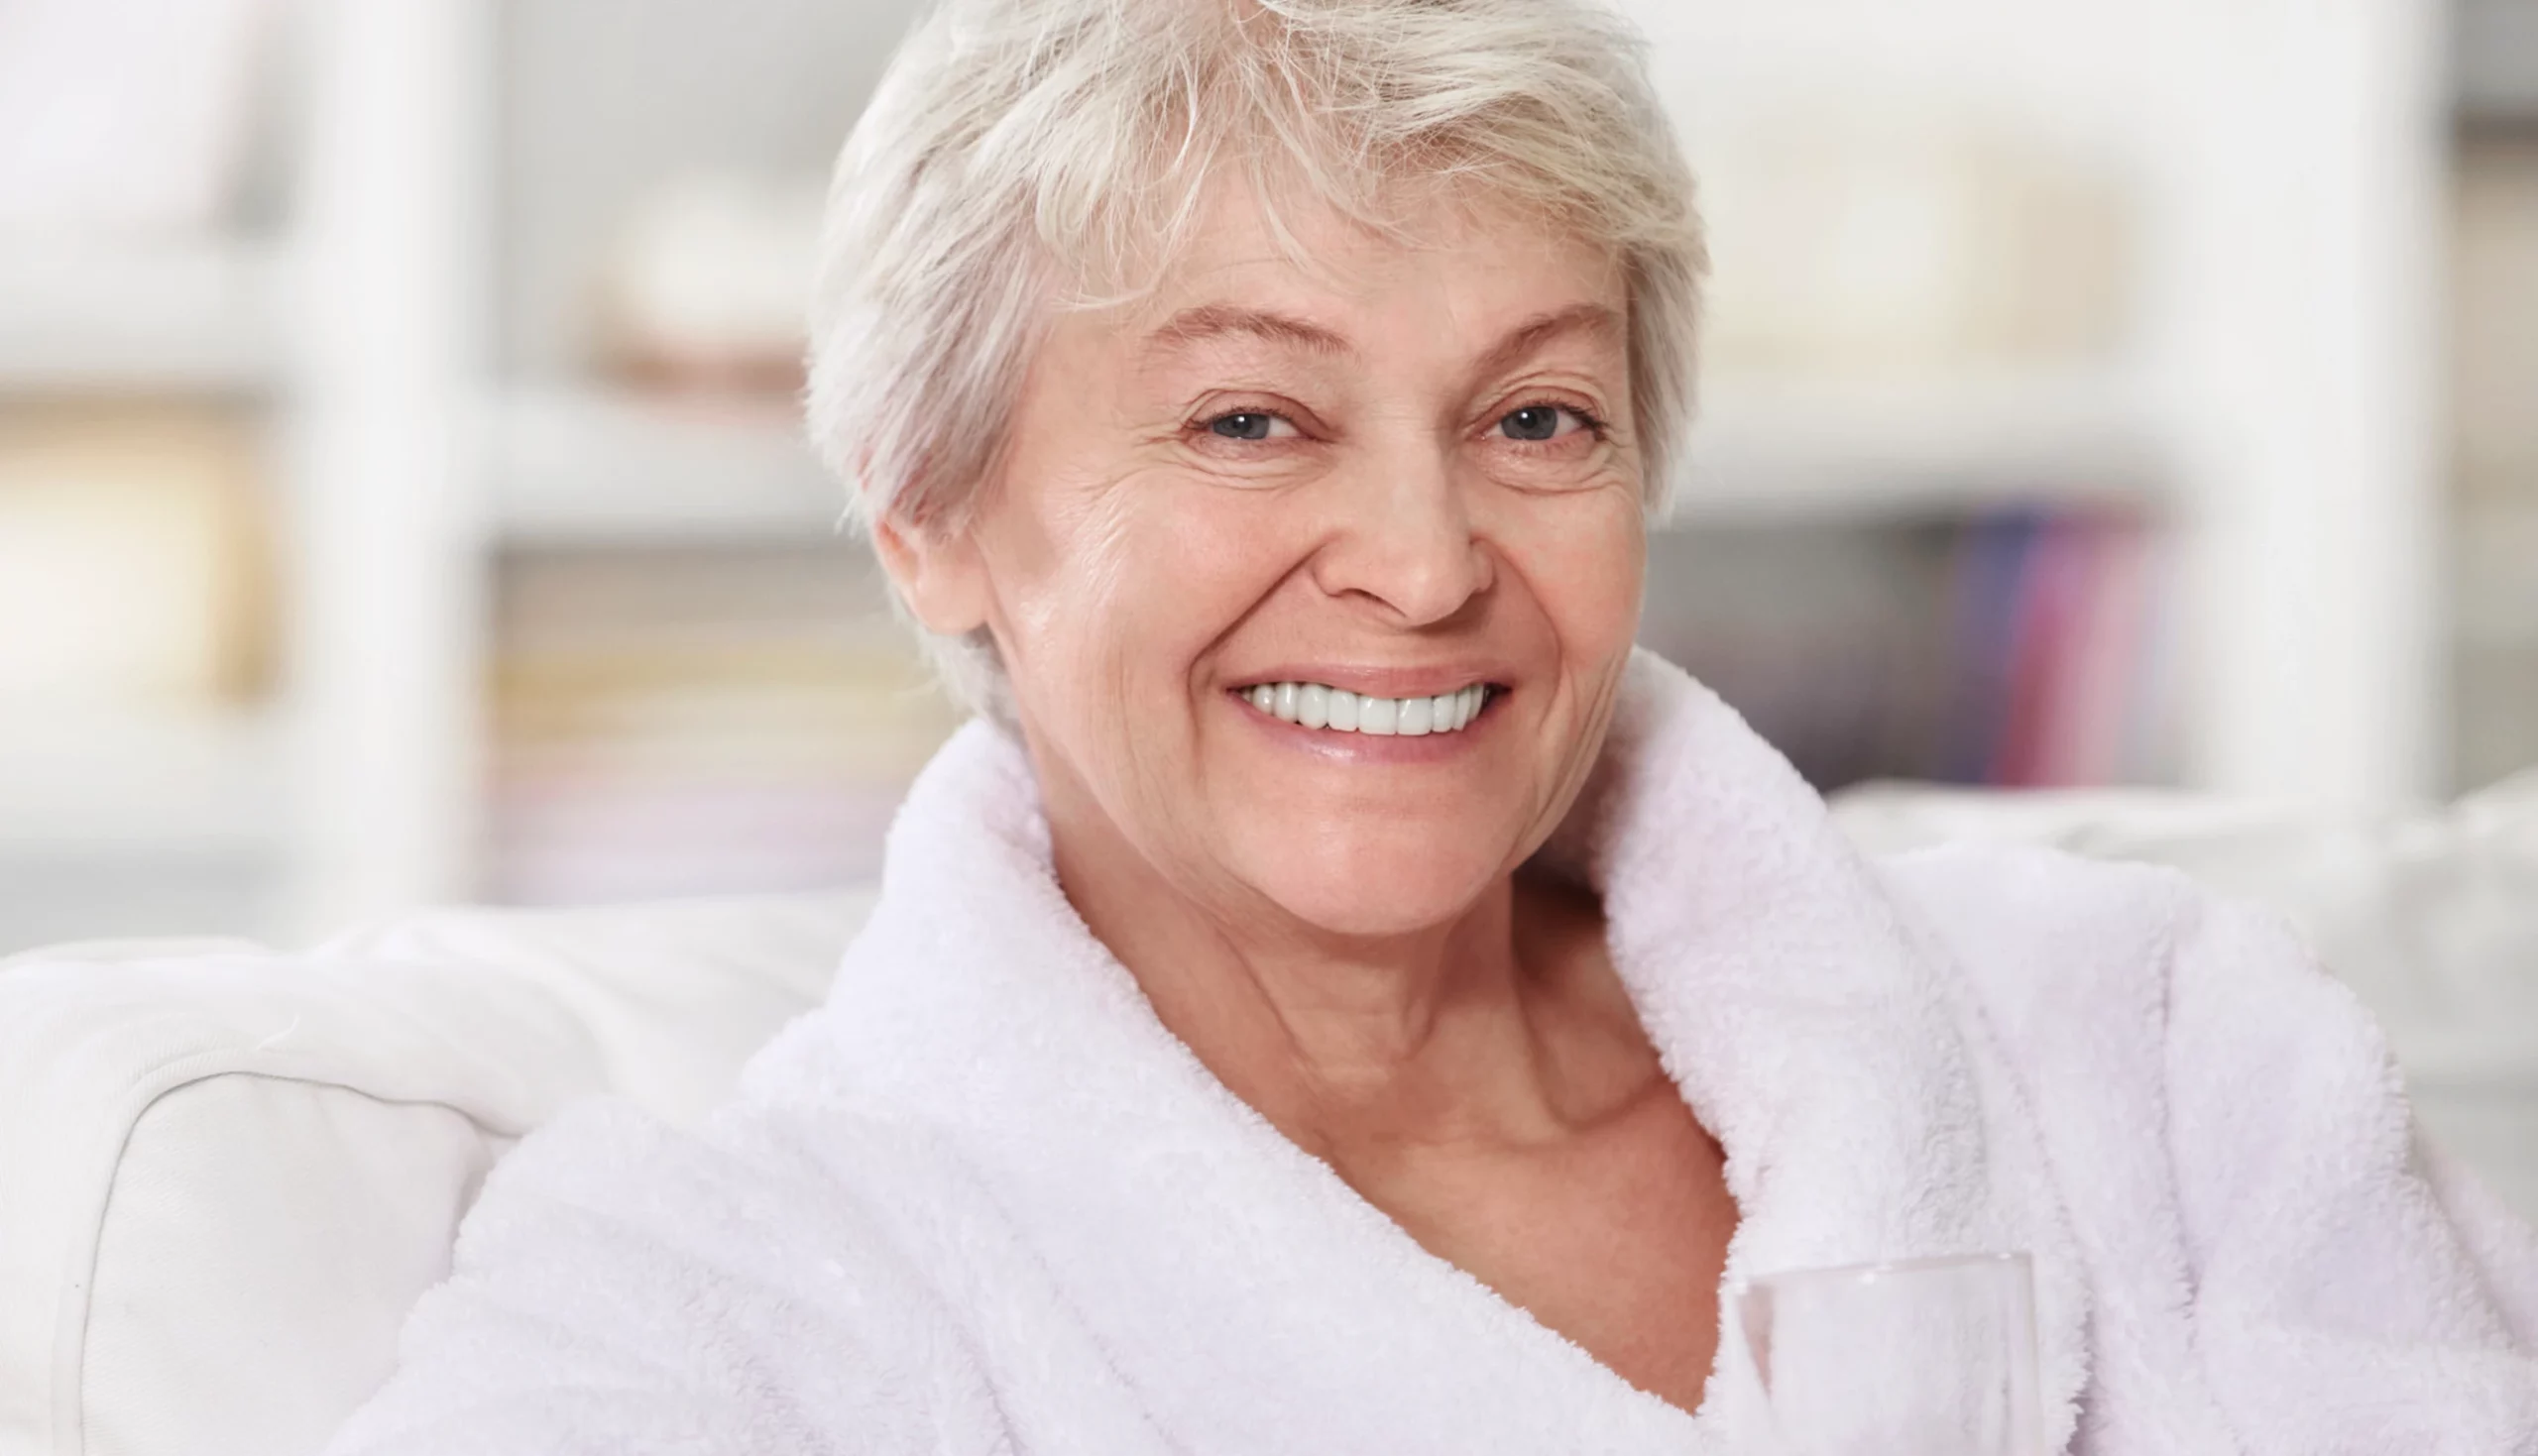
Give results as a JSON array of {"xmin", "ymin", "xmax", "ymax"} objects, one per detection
[{"xmin": 1226, "ymin": 665, "xmax": 1510, "ymax": 700}]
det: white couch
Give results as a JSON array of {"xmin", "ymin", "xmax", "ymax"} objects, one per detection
[
  {"xmin": 4, "ymin": 778, "xmax": 2535, "ymax": 1456},
  {"xmin": 0, "ymin": 892, "xmax": 867, "ymax": 1456}
]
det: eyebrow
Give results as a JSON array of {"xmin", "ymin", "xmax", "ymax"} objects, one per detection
[
  {"xmin": 1140, "ymin": 299, "xmax": 1623, "ymax": 375},
  {"xmin": 1144, "ymin": 304, "xmax": 1350, "ymax": 358},
  {"xmin": 1470, "ymin": 302, "xmax": 1625, "ymax": 381}
]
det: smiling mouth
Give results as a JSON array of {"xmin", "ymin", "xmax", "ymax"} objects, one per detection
[{"xmin": 1232, "ymin": 680, "xmax": 1499, "ymax": 737}]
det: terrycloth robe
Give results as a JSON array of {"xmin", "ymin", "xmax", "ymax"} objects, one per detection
[{"xmin": 326, "ymin": 653, "xmax": 2538, "ymax": 1455}]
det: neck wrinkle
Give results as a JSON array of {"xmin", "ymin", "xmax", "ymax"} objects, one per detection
[{"xmin": 1046, "ymin": 802, "xmax": 1572, "ymax": 1158}]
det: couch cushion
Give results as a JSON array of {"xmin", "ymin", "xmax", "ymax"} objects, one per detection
[
  {"xmin": 0, "ymin": 890, "xmax": 864, "ymax": 1456},
  {"xmin": 1832, "ymin": 770, "xmax": 2538, "ymax": 1220}
]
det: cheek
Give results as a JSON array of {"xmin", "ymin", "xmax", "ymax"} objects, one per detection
[
  {"xmin": 1081, "ymin": 482, "xmax": 1306, "ymax": 674},
  {"xmin": 994, "ymin": 472, "xmax": 1302, "ymax": 702},
  {"xmin": 1505, "ymin": 493, "xmax": 1647, "ymax": 666}
]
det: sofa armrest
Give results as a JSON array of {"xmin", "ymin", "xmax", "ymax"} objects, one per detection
[{"xmin": 0, "ymin": 890, "xmax": 863, "ymax": 1456}]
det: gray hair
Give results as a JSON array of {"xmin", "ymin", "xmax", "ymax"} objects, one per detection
[{"xmin": 806, "ymin": 0, "xmax": 1706, "ymax": 715}]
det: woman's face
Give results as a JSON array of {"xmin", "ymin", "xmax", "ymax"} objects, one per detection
[{"xmin": 884, "ymin": 184, "xmax": 1646, "ymax": 940}]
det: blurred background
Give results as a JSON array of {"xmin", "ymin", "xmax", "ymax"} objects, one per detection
[{"xmin": 0, "ymin": 0, "xmax": 2527, "ymax": 952}]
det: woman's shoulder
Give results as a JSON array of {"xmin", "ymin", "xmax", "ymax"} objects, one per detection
[
  {"xmin": 451, "ymin": 1094, "xmax": 894, "ymax": 1268},
  {"xmin": 326, "ymin": 1093, "xmax": 1004, "ymax": 1455},
  {"xmin": 1864, "ymin": 836, "xmax": 2387, "ymax": 1135},
  {"xmin": 1871, "ymin": 839, "xmax": 2538, "ymax": 1421},
  {"xmin": 457, "ymin": 1075, "xmax": 1015, "ymax": 1322},
  {"xmin": 1868, "ymin": 837, "xmax": 2226, "ymax": 1029}
]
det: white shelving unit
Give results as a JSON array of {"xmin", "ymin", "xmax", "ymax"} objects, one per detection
[
  {"xmin": 0, "ymin": 239, "xmax": 282, "ymax": 392},
  {"xmin": 0, "ymin": 709, "xmax": 283, "ymax": 859},
  {"xmin": 0, "ymin": 236, "xmax": 287, "ymax": 884},
  {"xmin": 0, "ymin": 0, "xmax": 489, "ymax": 949},
  {"xmin": 493, "ymin": 385, "xmax": 839, "ymax": 546},
  {"xmin": 0, "ymin": 248, "xmax": 294, "ymax": 948},
  {"xmin": 275, "ymin": 0, "xmax": 491, "ymax": 938},
  {"xmin": 1631, "ymin": 0, "xmax": 2452, "ymax": 808},
  {"xmin": 1677, "ymin": 370, "xmax": 2166, "ymax": 522},
  {"xmin": 0, "ymin": 0, "xmax": 2458, "ymax": 945}
]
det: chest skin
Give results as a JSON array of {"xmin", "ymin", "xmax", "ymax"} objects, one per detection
[{"xmin": 1329, "ymin": 1073, "xmax": 1739, "ymax": 1415}]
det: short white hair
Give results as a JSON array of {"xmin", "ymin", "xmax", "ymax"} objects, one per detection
[{"xmin": 806, "ymin": 0, "xmax": 1706, "ymax": 715}]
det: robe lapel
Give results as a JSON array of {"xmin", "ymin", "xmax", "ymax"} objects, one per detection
[{"xmin": 1558, "ymin": 652, "xmax": 2091, "ymax": 1450}]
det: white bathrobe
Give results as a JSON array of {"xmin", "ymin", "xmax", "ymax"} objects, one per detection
[{"xmin": 326, "ymin": 653, "xmax": 2538, "ymax": 1455}]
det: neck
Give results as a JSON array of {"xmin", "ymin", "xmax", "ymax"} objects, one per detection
[{"xmin": 1037, "ymin": 779, "xmax": 1627, "ymax": 1163}]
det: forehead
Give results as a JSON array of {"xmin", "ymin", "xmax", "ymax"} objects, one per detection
[{"xmin": 1094, "ymin": 176, "xmax": 1628, "ymax": 354}]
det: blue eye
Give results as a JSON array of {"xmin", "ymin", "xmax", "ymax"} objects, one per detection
[
  {"xmin": 1500, "ymin": 404, "xmax": 1577, "ymax": 442},
  {"xmin": 1210, "ymin": 412, "xmax": 1277, "ymax": 441},
  {"xmin": 1502, "ymin": 405, "xmax": 1558, "ymax": 441}
]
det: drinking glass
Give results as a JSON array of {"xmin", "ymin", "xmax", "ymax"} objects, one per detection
[{"xmin": 1725, "ymin": 1252, "xmax": 2042, "ymax": 1456}]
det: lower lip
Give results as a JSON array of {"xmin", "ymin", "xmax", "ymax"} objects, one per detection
[{"xmin": 1228, "ymin": 690, "xmax": 1500, "ymax": 762}]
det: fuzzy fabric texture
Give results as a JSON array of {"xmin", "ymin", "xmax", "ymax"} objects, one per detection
[{"xmin": 324, "ymin": 652, "xmax": 2538, "ymax": 1455}]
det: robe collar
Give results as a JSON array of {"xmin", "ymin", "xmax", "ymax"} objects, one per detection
[{"xmin": 816, "ymin": 650, "xmax": 2088, "ymax": 1453}]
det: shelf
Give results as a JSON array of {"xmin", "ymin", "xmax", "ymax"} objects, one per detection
[
  {"xmin": 494, "ymin": 385, "xmax": 847, "ymax": 546},
  {"xmin": 0, "ymin": 707, "xmax": 285, "ymax": 860},
  {"xmin": 0, "ymin": 238, "xmax": 282, "ymax": 392},
  {"xmin": 1669, "ymin": 370, "xmax": 2168, "ymax": 523}
]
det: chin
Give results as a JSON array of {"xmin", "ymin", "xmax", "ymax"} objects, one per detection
[{"xmin": 1241, "ymin": 830, "xmax": 1515, "ymax": 941}]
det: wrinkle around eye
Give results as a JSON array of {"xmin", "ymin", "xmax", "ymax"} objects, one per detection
[
  {"xmin": 1472, "ymin": 421, "xmax": 1634, "ymax": 495},
  {"xmin": 1162, "ymin": 426, "xmax": 1325, "ymax": 488}
]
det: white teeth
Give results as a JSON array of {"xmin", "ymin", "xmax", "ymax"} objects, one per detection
[
  {"xmin": 1299, "ymin": 683, "xmax": 1329, "ymax": 729},
  {"xmin": 1240, "ymin": 680, "xmax": 1492, "ymax": 737},
  {"xmin": 1328, "ymin": 689, "xmax": 1360, "ymax": 731}
]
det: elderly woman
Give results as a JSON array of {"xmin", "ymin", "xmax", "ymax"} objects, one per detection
[{"xmin": 329, "ymin": 0, "xmax": 2538, "ymax": 1451}]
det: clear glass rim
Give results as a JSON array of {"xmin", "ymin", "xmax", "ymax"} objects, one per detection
[{"xmin": 1725, "ymin": 1249, "xmax": 2032, "ymax": 1297}]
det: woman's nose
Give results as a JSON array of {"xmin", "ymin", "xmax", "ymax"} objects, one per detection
[{"xmin": 1309, "ymin": 443, "xmax": 1493, "ymax": 628}]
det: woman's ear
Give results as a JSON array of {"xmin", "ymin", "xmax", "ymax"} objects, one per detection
[{"xmin": 871, "ymin": 510, "xmax": 992, "ymax": 636}]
